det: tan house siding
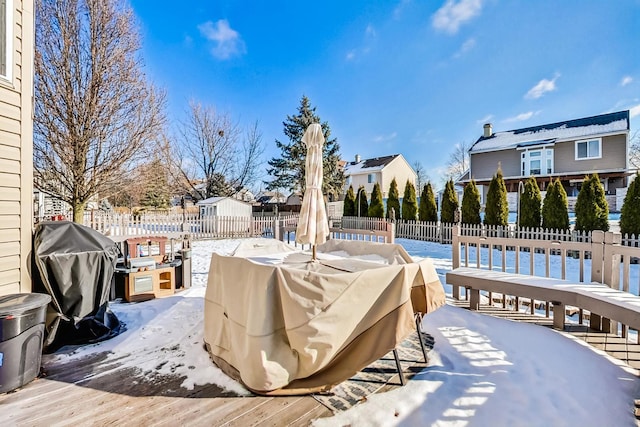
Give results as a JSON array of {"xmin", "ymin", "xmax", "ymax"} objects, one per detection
[
  {"xmin": 470, "ymin": 149, "xmax": 521, "ymax": 181},
  {"xmin": 0, "ymin": 0, "xmax": 34, "ymax": 296},
  {"xmin": 379, "ymin": 156, "xmax": 416, "ymax": 199},
  {"xmin": 553, "ymin": 134, "xmax": 627, "ymax": 174}
]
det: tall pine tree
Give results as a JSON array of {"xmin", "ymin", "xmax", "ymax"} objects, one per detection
[
  {"xmin": 519, "ymin": 176, "xmax": 542, "ymax": 228},
  {"xmin": 461, "ymin": 180, "xmax": 481, "ymax": 224},
  {"xmin": 419, "ymin": 183, "xmax": 438, "ymax": 222},
  {"xmin": 368, "ymin": 183, "xmax": 384, "ymax": 218},
  {"xmin": 266, "ymin": 96, "xmax": 344, "ymax": 200},
  {"xmin": 441, "ymin": 179, "xmax": 459, "ymax": 223},
  {"xmin": 402, "ymin": 180, "xmax": 418, "ymax": 220},
  {"xmin": 356, "ymin": 186, "xmax": 369, "ymax": 217},
  {"xmin": 344, "ymin": 185, "xmax": 356, "ymax": 216},
  {"xmin": 620, "ymin": 173, "xmax": 640, "ymax": 236},
  {"xmin": 484, "ymin": 168, "xmax": 509, "ymax": 226},
  {"xmin": 386, "ymin": 178, "xmax": 401, "ymax": 219},
  {"xmin": 541, "ymin": 179, "xmax": 569, "ymax": 230}
]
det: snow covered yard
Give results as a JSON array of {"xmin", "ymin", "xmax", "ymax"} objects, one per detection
[{"xmin": 41, "ymin": 238, "xmax": 640, "ymax": 426}]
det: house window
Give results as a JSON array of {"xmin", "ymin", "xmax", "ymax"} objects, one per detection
[
  {"xmin": 521, "ymin": 148, "xmax": 553, "ymax": 176},
  {"xmin": 0, "ymin": 0, "xmax": 12, "ymax": 80},
  {"xmin": 367, "ymin": 173, "xmax": 374, "ymax": 184},
  {"xmin": 575, "ymin": 138, "xmax": 601, "ymax": 160}
]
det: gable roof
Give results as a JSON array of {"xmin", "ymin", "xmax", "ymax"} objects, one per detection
[
  {"xmin": 470, "ymin": 110, "xmax": 630, "ymax": 153},
  {"xmin": 197, "ymin": 196, "xmax": 250, "ymax": 206},
  {"xmin": 343, "ymin": 154, "xmax": 400, "ymax": 175}
]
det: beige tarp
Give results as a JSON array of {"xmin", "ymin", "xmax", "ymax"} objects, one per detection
[{"xmin": 204, "ymin": 238, "xmax": 446, "ymax": 395}]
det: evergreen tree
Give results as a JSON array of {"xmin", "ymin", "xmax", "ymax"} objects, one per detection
[
  {"xmin": 461, "ymin": 180, "xmax": 481, "ymax": 224},
  {"xmin": 441, "ymin": 179, "xmax": 459, "ymax": 223},
  {"xmin": 386, "ymin": 178, "xmax": 401, "ymax": 219},
  {"xmin": 541, "ymin": 179, "xmax": 569, "ymax": 230},
  {"xmin": 356, "ymin": 186, "xmax": 369, "ymax": 217},
  {"xmin": 344, "ymin": 185, "xmax": 356, "ymax": 216},
  {"xmin": 519, "ymin": 176, "xmax": 542, "ymax": 228},
  {"xmin": 140, "ymin": 158, "xmax": 171, "ymax": 209},
  {"xmin": 368, "ymin": 182, "xmax": 384, "ymax": 218},
  {"xmin": 575, "ymin": 174, "xmax": 609, "ymax": 232},
  {"xmin": 266, "ymin": 95, "xmax": 344, "ymax": 200},
  {"xmin": 484, "ymin": 168, "xmax": 509, "ymax": 226},
  {"xmin": 401, "ymin": 180, "xmax": 418, "ymax": 220},
  {"xmin": 620, "ymin": 173, "xmax": 640, "ymax": 236},
  {"xmin": 419, "ymin": 183, "xmax": 438, "ymax": 222}
]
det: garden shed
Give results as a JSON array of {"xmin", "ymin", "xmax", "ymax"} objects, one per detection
[{"xmin": 197, "ymin": 197, "xmax": 252, "ymax": 218}]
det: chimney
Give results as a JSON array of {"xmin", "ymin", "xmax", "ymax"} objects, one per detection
[
  {"xmin": 355, "ymin": 154, "xmax": 361, "ymax": 163},
  {"xmin": 483, "ymin": 123, "xmax": 492, "ymax": 138}
]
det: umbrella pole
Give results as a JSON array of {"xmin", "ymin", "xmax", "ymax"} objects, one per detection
[{"xmin": 312, "ymin": 245, "xmax": 317, "ymax": 261}]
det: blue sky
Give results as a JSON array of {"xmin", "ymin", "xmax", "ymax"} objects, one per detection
[{"xmin": 129, "ymin": 0, "xmax": 640, "ymax": 190}]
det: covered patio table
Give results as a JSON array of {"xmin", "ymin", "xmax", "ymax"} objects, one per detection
[{"xmin": 204, "ymin": 238, "xmax": 446, "ymax": 395}]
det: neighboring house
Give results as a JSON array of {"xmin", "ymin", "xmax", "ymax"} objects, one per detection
[
  {"xmin": 459, "ymin": 110, "xmax": 631, "ymax": 209},
  {"xmin": 255, "ymin": 191, "xmax": 287, "ymax": 206},
  {"xmin": 286, "ymin": 193, "xmax": 302, "ymax": 206},
  {"xmin": 1, "ymin": 0, "xmax": 34, "ymax": 296},
  {"xmin": 232, "ymin": 187, "xmax": 255, "ymax": 203},
  {"xmin": 197, "ymin": 196, "xmax": 252, "ymax": 217},
  {"xmin": 343, "ymin": 154, "xmax": 417, "ymax": 200}
]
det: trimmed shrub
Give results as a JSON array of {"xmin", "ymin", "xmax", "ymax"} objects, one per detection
[
  {"xmin": 356, "ymin": 185, "xmax": 369, "ymax": 217},
  {"xmin": 401, "ymin": 180, "xmax": 418, "ymax": 220},
  {"xmin": 620, "ymin": 173, "xmax": 640, "ymax": 236},
  {"xmin": 368, "ymin": 182, "xmax": 384, "ymax": 218},
  {"xmin": 519, "ymin": 176, "xmax": 541, "ymax": 228},
  {"xmin": 344, "ymin": 185, "xmax": 356, "ymax": 216},
  {"xmin": 461, "ymin": 180, "xmax": 481, "ymax": 224},
  {"xmin": 575, "ymin": 174, "xmax": 609, "ymax": 232},
  {"xmin": 419, "ymin": 182, "xmax": 438, "ymax": 222},
  {"xmin": 541, "ymin": 178, "xmax": 569, "ymax": 230},
  {"xmin": 441, "ymin": 179, "xmax": 459, "ymax": 223},
  {"xmin": 386, "ymin": 178, "xmax": 401, "ymax": 219},
  {"xmin": 484, "ymin": 168, "xmax": 509, "ymax": 226}
]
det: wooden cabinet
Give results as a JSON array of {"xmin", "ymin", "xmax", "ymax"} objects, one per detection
[{"xmin": 123, "ymin": 266, "xmax": 175, "ymax": 302}]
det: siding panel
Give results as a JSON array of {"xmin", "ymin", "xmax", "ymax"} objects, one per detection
[
  {"xmin": 0, "ymin": 86, "xmax": 21, "ymax": 107},
  {"xmin": 0, "ymin": 172, "xmax": 20, "ymax": 187},
  {"xmin": 0, "ymin": 186, "xmax": 20, "ymax": 201},
  {"xmin": 0, "ymin": 241, "xmax": 20, "ymax": 257},
  {"xmin": 0, "ymin": 215, "xmax": 20, "ymax": 229},
  {"xmin": 0, "ymin": 201, "xmax": 20, "ymax": 215},
  {"xmin": 0, "ymin": 269, "xmax": 21, "ymax": 287},
  {"xmin": 0, "ymin": 129, "xmax": 20, "ymax": 147},
  {"xmin": 554, "ymin": 135, "xmax": 627, "ymax": 174},
  {"xmin": 0, "ymin": 144, "xmax": 20, "ymax": 161},
  {"xmin": 0, "ymin": 282, "xmax": 20, "ymax": 295},
  {"xmin": 0, "ymin": 102, "xmax": 20, "ymax": 121},
  {"xmin": 0, "ymin": 158, "xmax": 20, "ymax": 174},
  {"xmin": 470, "ymin": 149, "xmax": 521, "ymax": 181},
  {"xmin": 0, "ymin": 228, "xmax": 21, "ymax": 243},
  {"xmin": 0, "ymin": 116, "xmax": 20, "ymax": 134},
  {"xmin": 0, "ymin": 255, "xmax": 20, "ymax": 273}
]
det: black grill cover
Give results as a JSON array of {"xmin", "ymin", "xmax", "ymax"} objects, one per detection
[{"xmin": 33, "ymin": 221, "xmax": 122, "ymax": 352}]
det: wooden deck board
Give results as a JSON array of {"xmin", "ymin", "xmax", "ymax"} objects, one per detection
[{"xmin": 3, "ymin": 301, "xmax": 639, "ymax": 425}]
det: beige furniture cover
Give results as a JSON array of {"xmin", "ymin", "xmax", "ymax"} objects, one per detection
[{"xmin": 203, "ymin": 238, "xmax": 445, "ymax": 395}]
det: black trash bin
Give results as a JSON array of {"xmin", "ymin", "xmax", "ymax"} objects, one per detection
[{"xmin": 0, "ymin": 293, "xmax": 51, "ymax": 393}]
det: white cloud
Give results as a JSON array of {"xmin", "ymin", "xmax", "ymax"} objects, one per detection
[
  {"xmin": 365, "ymin": 24, "xmax": 377, "ymax": 38},
  {"xmin": 477, "ymin": 114, "xmax": 493, "ymax": 124},
  {"xmin": 373, "ymin": 132, "xmax": 398, "ymax": 143},
  {"xmin": 453, "ymin": 38, "xmax": 476, "ymax": 58},
  {"xmin": 525, "ymin": 74, "xmax": 560, "ymax": 99},
  {"xmin": 630, "ymin": 104, "xmax": 640, "ymax": 118},
  {"xmin": 393, "ymin": 0, "xmax": 412, "ymax": 20},
  {"xmin": 198, "ymin": 20, "xmax": 246, "ymax": 60},
  {"xmin": 621, "ymin": 76, "xmax": 633, "ymax": 87},
  {"xmin": 503, "ymin": 111, "xmax": 536, "ymax": 123},
  {"xmin": 432, "ymin": 0, "xmax": 483, "ymax": 34}
]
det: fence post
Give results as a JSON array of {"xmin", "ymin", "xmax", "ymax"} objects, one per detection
[
  {"xmin": 589, "ymin": 230, "xmax": 607, "ymax": 332},
  {"xmin": 452, "ymin": 223, "xmax": 462, "ymax": 300},
  {"xmin": 599, "ymin": 231, "xmax": 622, "ymax": 334},
  {"xmin": 388, "ymin": 221, "xmax": 395, "ymax": 244}
]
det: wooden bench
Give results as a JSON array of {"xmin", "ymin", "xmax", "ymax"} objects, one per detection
[{"xmin": 446, "ymin": 267, "xmax": 640, "ymax": 332}]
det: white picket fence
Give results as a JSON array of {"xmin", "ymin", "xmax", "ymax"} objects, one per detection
[{"xmin": 83, "ymin": 211, "xmax": 298, "ymax": 241}]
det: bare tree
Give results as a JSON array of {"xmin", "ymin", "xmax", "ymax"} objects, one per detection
[
  {"xmin": 34, "ymin": 0, "xmax": 165, "ymax": 222},
  {"xmin": 629, "ymin": 129, "xmax": 640, "ymax": 171},
  {"xmin": 446, "ymin": 141, "xmax": 472, "ymax": 179},
  {"xmin": 412, "ymin": 161, "xmax": 430, "ymax": 192},
  {"xmin": 169, "ymin": 101, "xmax": 265, "ymax": 201}
]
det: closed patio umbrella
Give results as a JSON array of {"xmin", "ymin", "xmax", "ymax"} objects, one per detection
[{"xmin": 296, "ymin": 123, "xmax": 329, "ymax": 260}]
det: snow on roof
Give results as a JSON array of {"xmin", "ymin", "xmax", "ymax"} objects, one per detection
[
  {"xmin": 197, "ymin": 196, "xmax": 250, "ymax": 205},
  {"xmin": 343, "ymin": 154, "xmax": 400, "ymax": 175},
  {"xmin": 471, "ymin": 110, "xmax": 629, "ymax": 153}
]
